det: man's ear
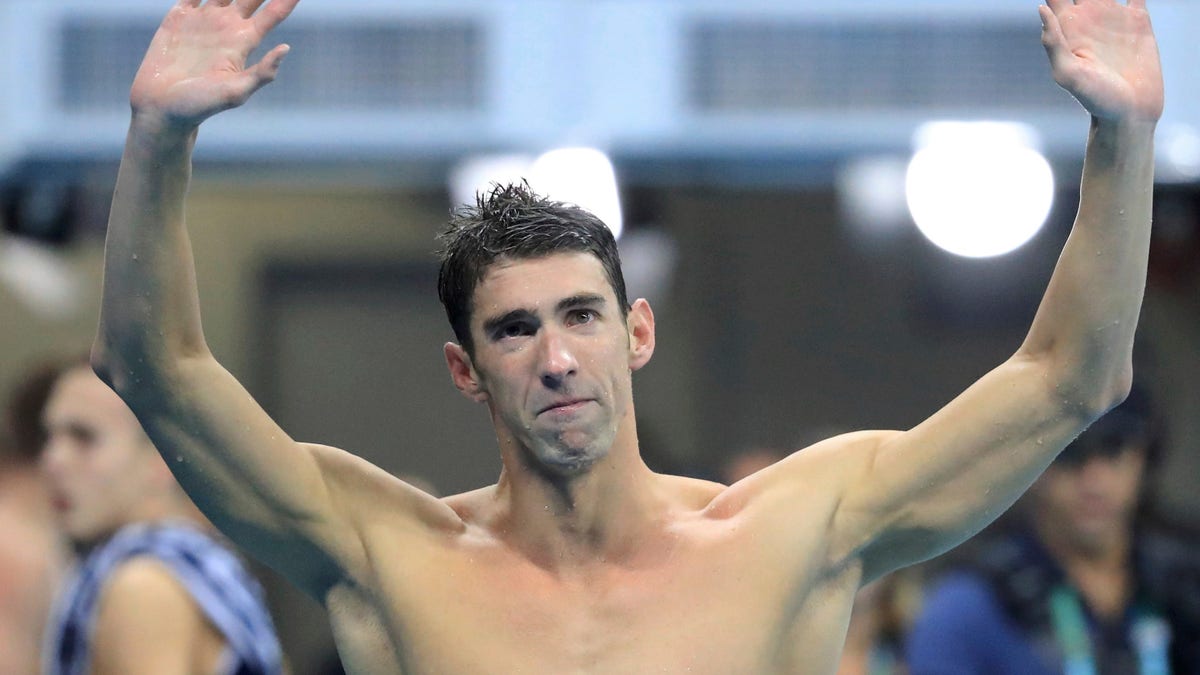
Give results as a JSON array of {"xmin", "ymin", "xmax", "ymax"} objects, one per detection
[
  {"xmin": 627, "ymin": 298, "xmax": 656, "ymax": 371},
  {"xmin": 444, "ymin": 342, "xmax": 488, "ymax": 402}
]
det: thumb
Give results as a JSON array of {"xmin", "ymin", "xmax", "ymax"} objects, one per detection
[
  {"xmin": 243, "ymin": 43, "xmax": 291, "ymax": 97},
  {"xmin": 1039, "ymin": 7, "xmax": 1073, "ymax": 79}
]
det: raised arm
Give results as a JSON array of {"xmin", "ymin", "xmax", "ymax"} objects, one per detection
[
  {"xmin": 820, "ymin": 0, "xmax": 1163, "ymax": 580},
  {"xmin": 93, "ymin": 0, "xmax": 451, "ymax": 596}
]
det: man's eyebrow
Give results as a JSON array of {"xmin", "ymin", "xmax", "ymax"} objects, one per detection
[
  {"xmin": 557, "ymin": 293, "xmax": 607, "ymax": 313},
  {"xmin": 482, "ymin": 309, "xmax": 536, "ymax": 336},
  {"xmin": 480, "ymin": 294, "xmax": 608, "ymax": 335}
]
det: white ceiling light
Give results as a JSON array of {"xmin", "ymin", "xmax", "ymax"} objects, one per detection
[
  {"xmin": 1160, "ymin": 123, "xmax": 1200, "ymax": 182},
  {"xmin": 449, "ymin": 148, "xmax": 623, "ymax": 239},
  {"xmin": 906, "ymin": 121, "xmax": 1054, "ymax": 259},
  {"xmin": 448, "ymin": 154, "xmax": 536, "ymax": 210},
  {"xmin": 529, "ymin": 147, "xmax": 623, "ymax": 240}
]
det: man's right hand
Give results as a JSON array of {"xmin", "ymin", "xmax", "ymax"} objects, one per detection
[{"xmin": 130, "ymin": 0, "xmax": 298, "ymax": 133}]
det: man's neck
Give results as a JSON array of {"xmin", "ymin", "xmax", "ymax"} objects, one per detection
[
  {"xmin": 1036, "ymin": 520, "xmax": 1133, "ymax": 619},
  {"xmin": 493, "ymin": 435, "xmax": 671, "ymax": 570}
]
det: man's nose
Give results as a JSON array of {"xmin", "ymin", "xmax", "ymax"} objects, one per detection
[
  {"xmin": 39, "ymin": 438, "xmax": 66, "ymax": 477},
  {"xmin": 538, "ymin": 330, "xmax": 578, "ymax": 389},
  {"xmin": 1077, "ymin": 454, "xmax": 1117, "ymax": 480}
]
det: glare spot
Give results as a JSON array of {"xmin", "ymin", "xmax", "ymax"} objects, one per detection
[{"xmin": 906, "ymin": 121, "xmax": 1054, "ymax": 258}]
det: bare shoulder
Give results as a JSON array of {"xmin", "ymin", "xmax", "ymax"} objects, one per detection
[
  {"xmin": 91, "ymin": 557, "xmax": 211, "ymax": 673},
  {"xmin": 660, "ymin": 472, "xmax": 728, "ymax": 510},
  {"xmin": 705, "ymin": 430, "xmax": 897, "ymax": 519},
  {"xmin": 304, "ymin": 443, "xmax": 465, "ymax": 534},
  {"xmin": 97, "ymin": 556, "xmax": 197, "ymax": 622},
  {"xmin": 441, "ymin": 484, "xmax": 496, "ymax": 514}
]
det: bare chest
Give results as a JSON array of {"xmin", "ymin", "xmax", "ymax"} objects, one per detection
[{"xmin": 345, "ymin": 524, "xmax": 851, "ymax": 675}]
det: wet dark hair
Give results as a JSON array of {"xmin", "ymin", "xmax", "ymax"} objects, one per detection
[
  {"xmin": 1056, "ymin": 382, "xmax": 1160, "ymax": 468},
  {"xmin": 436, "ymin": 181, "xmax": 629, "ymax": 356},
  {"xmin": 4, "ymin": 355, "xmax": 84, "ymax": 464}
]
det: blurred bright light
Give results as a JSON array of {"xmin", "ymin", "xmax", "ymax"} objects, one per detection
[
  {"xmin": 449, "ymin": 154, "xmax": 536, "ymax": 209},
  {"xmin": 449, "ymin": 147, "xmax": 623, "ymax": 239},
  {"xmin": 906, "ymin": 121, "xmax": 1054, "ymax": 258},
  {"xmin": 836, "ymin": 156, "xmax": 911, "ymax": 240},
  {"xmin": 530, "ymin": 148, "xmax": 623, "ymax": 239},
  {"xmin": 0, "ymin": 236, "xmax": 82, "ymax": 320},
  {"xmin": 1160, "ymin": 124, "xmax": 1200, "ymax": 182}
]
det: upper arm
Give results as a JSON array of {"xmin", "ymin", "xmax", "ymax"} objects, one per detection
[
  {"xmin": 832, "ymin": 354, "xmax": 1095, "ymax": 579},
  {"xmin": 90, "ymin": 558, "xmax": 215, "ymax": 675},
  {"xmin": 109, "ymin": 351, "xmax": 465, "ymax": 599},
  {"xmin": 100, "ymin": 352, "xmax": 385, "ymax": 594}
]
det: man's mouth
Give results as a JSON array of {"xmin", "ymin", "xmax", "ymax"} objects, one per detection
[{"xmin": 538, "ymin": 399, "xmax": 591, "ymax": 415}]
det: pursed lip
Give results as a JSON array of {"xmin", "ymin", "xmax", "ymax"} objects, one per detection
[
  {"xmin": 49, "ymin": 493, "xmax": 71, "ymax": 512},
  {"xmin": 537, "ymin": 398, "xmax": 592, "ymax": 415}
]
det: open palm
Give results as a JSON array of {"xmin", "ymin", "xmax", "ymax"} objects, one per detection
[
  {"xmin": 1040, "ymin": 0, "xmax": 1163, "ymax": 122},
  {"xmin": 130, "ymin": 0, "xmax": 298, "ymax": 128}
]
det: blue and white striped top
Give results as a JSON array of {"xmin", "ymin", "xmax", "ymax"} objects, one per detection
[{"xmin": 45, "ymin": 522, "xmax": 284, "ymax": 675}]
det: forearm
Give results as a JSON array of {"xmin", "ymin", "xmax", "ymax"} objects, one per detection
[
  {"xmin": 1019, "ymin": 117, "xmax": 1156, "ymax": 409},
  {"xmin": 94, "ymin": 118, "xmax": 293, "ymax": 537},
  {"xmin": 94, "ymin": 115, "xmax": 207, "ymax": 387}
]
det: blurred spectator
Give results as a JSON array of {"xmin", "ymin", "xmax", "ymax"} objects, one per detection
[
  {"xmin": 0, "ymin": 434, "xmax": 66, "ymax": 674},
  {"xmin": 0, "ymin": 363, "xmax": 68, "ymax": 675},
  {"xmin": 719, "ymin": 443, "xmax": 789, "ymax": 485},
  {"xmin": 32, "ymin": 357, "xmax": 285, "ymax": 674},
  {"xmin": 838, "ymin": 571, "xmax": 924, "ymax": 675},
  {"xmin": 906, "ymin": 384, "xmax": 1200, "ymax": 674}
]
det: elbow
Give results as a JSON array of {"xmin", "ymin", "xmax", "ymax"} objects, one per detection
[
  {"xmin": 90, "ymin": 345, "xmax": 116, "ymax": 390},
  {"xmin": 91, "ymin": 317, "xmax": 139, "ymax": 387},
  {"xmin": 90, "ymin": 333, "xmax": 183, "ymax": 400},
  {"xmin": 90, "ymin": 340, "xmax": 141, "ymax": 399},
  {"xmin": 1053, "ymin": 357, "xmax": 1134, "ymax": 425},
  {"xmin": 1096, "ymin": 366, "xmax": 1134, "ymax": 417}
]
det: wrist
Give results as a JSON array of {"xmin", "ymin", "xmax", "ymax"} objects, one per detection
[
  {"xmin": 1091, "ymin": 115, "xmax": 1158, "ymax": 138},
  {"xmin": 127, "ymin": 111, "xmax": 198, "ymax": 157},
  {"xmin": 1089, "ymin": 116, "xmax": 1158, "ymax": 154}
]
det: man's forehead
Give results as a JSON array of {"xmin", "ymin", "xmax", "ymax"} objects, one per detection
[
  {"xmin": 473, "ymin": 252, "xmax": 614, "ymax": 311},
  {"xmin": 44, "ymin": 370, "xmax": 127, "ymax": 424}
]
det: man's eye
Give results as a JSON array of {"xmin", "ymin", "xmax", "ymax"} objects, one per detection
[
  {"xmin": 65, "ymin": 427, "xmax": 96, "ymax": 448},
  {"xmin": 500, "ymin": 322, "xmax": 532, "ymax": 338},
  {"xmin": 568, "ymin": 310, "xmax": 596, "ymax": 325}
]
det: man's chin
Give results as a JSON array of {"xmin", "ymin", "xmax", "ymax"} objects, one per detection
[
  {"xmin": 539, "ymin": 450, "xmax": 601, "ymax": 476},
  {"xmin": 529, "ymin": 442, "xmax": 606, "ymax": 477},
  {"xmin": 1065, "ymin": 520, "xmax": 1123, "ymax": 552},
  {"xmin": 523, "ymin": 425, "xmax": 615, "ymax": 476}
]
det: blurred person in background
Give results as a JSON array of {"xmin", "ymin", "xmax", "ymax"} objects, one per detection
[
  {"xmin": 0, "ymin": 366, "xmax": 67, "ymax": 675},
  {"xmin": 719, "ymin": 443, "xmax": 789, "ymax": 485},
  {"xmin": 33, "ymin": 356, "xmax": 284, "ymax": 675},
  {"xmin": 837, "ymin": 573, "xmax": 923, "ymax": 675},
  {"xmin": 905, "ymin": 383, "xmax": 1200, "ymax": 674},
  {"xmin": 92, "ymin": 0, "xmax": 1164, "ymax": 672}
]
